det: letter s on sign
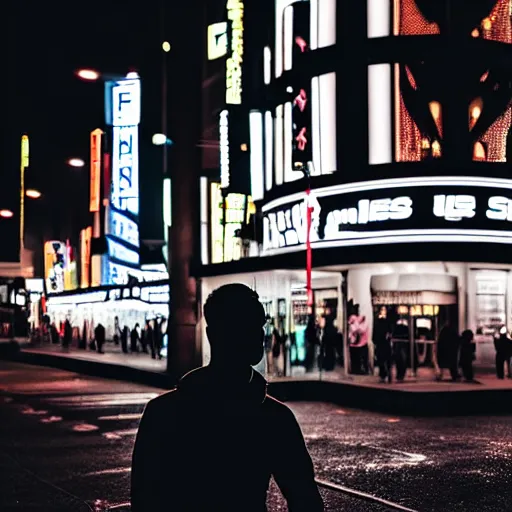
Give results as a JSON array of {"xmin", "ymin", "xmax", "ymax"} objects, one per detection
[
  {"xmin": 487, "ymin": 196, "xmax": 508, "ymax": 221},
  {"xmin": 389, "ymin": 196, "xmax": 413, "ymax": 220}
]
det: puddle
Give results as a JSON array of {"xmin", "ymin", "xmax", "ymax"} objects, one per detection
[
  {"xmin": 72, "ymin": 423, "xmax": 99, "ymax": 432},
  {"xmin": 40, "ymin": 416, "xmax": 63, "ymax": 424}
]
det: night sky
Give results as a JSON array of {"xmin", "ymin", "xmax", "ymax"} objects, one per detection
[{"xmin": 3, "ymin": 0, "xmax": 171, "ymax": 262}]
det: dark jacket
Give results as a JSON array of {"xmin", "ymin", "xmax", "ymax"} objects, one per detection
[{"xmin": 131, "ymin": 366, "xmax": 323, "ymax": 512}]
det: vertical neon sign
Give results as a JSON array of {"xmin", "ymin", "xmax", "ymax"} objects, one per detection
[{"xmin": 104, "ymin": 77, "xmax": 141, "ymax": 285}]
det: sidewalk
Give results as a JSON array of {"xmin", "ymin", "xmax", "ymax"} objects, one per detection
[{"xmin": 2, "ymin": 339, "xmax": 512, "ymax": 415}]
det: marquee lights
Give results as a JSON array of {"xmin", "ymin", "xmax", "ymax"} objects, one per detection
[{"xmin": 226, "ymin": 0, "xmax": 244, "ymax": 104}]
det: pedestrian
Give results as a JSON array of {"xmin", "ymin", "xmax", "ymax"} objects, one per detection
[
  {"xmin": 154, "ymin": 318, "xmax": 163, "ymax": 360},
  {"xmin": 392, "ymin": 322, "xmax": 409, "ymax": 382},
  {"xmin": 121, "ymin": 325, "xmax": 129, "ymax": 354},
  {"xmin": 436, "ymin": 322, "xmax": 460, "ymax": 381},
  {"xmin": 494, "ymin": 326, "xmax": 511, "ymax": 379},
  {"xmin": 131, "ymin": 283, "xmax": 324, "ymax": 512},
  {"xmin": 62, "ymin": 318, "xmax": 72, "ymax": 349},
  {"xmin": 94, "ymin": 323, "xmax": 106, "ymax": 354},
  {"xmin": 459, "ymin": 329, "xmax": 476, "ymax": 382},
  {"xmin": 145, "ymin": 319, "xmax": 155, "ymax": 359},
  {"xmin": 374, "ymin": 307, "xmax": 393, "ymax": 383},
  {"xmin": 113, "ymin": 316, "xmax": 121, "ymax": 345},
  {"xmin": 130, "ymin": 324, "xmax": 140, "ymax": 353}
]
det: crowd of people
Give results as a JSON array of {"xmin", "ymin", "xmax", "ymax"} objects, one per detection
[
  {"xmin": 373, "ymin": 309, "xmax": 512, "ymax": 383},
  {"xmin": 32, "ymin": 315, "xmax": 168, "ymax": 360}
]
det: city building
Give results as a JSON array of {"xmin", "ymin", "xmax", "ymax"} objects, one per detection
[{"xmin": 198, "ymin": 0, "xmax": 512, "ymax": 375}]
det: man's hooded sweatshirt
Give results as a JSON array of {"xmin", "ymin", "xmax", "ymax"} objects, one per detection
[{"xmin": 131, "ymin": 365, "xmax": 324, "ymax": 511}]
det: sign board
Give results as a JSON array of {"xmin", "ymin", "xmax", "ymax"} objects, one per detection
[{"xmin": 262, "ymin": 176, "xmax": 512, "ymax": 255}]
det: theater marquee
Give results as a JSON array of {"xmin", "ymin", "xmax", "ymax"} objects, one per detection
[{"xmin": 261, "ymin": 176, "xmax": 512, "ymax": 255}]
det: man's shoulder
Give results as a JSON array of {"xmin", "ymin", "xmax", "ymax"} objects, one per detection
[
  {"xmin": 262, "ymin": 394, "xmax": 297, "ymax": 422},
  {"xmin": 144, "ymin": 388, "xmax": 180, "ymax": 416}
]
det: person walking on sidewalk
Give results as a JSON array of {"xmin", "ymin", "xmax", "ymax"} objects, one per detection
[
  {"xmin": 130, "ymin": 324, "xmax": 140, "ymax": 353},
  {"xmin": 131, "ymin": 283, "xmax": 324, "ymax": 512},
  {"xmin": 494, "ymin": 326, "xmax": 511, "ymax": 379},
  {"xmin": 435, "ymin": 322, "xmax": 460, "ymax": 381},
  {"xmin": 94, "ymin": 323, "xmax": 106, "ymax": 354},
  {"xmin": 459, "ymin": 329, "xmax": 476, "ymax": 382},
  {"xmin": 374, "ymin": 307, "xmax": 393, "ymax": 383}
]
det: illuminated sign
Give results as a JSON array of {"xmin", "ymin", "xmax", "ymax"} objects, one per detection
[
  {"xmin": 226, "ymin": 0, "xmax": 244, "ymax": 104},
  {"xmin": 21, "ymin": 135, "xmax": 29, "ymax": 168},
  {"xmin": 208, "ymin": 22, "xmax": 228, "ymax": 60},
  {"xmin": 108, "ymin": 208, "xmax": 139, "ymax": 248},
  {"xmin": 211, "ymin": 183, "xmax": 224, "ymax": 263},
  {"xmin": 80, "ymin": 227, "xmax": 92, "ymax": 288},
  {"xmin": 111, "ymin": 79, "xmax": 141, "ymax": 127},
  {"xmin": 90, "ymin": 129, "xmax": 102, "ymax": 212},
  {"xmin": 261, "ymin": 176, "xmax": 512, "ymax": 255},
  {"xmin": 44, "ymin": 241, "xmax": 66, "ymax": 293},
  {"xmin": 107, "ymin": 239, "xmax": 139, "ymax": 266},
  {"xmin": 220, "ymin": 110, "xmax": 230, "ymax": 188},
  {"xmin": 105, "ymin": 77, "xmax": 141, "ymax": 284},
  {"xmin": 112, "ymin": 125, "xmax": 139, "ymax": 213},
  {"xmin": 210, "ymin": 183, "xmax": 250, "ymax": 263}
]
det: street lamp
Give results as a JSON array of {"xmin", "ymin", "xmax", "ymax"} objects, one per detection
[
  {"xmin": 67, "ymin": 158, "xmax": 85, "ymax": 168},
  {"xmin": 76, "ymin": 69, "xmax": 100, "ymax": 81},
  {"xmin": 26, "ymin": 189, "xmax": 42, "ymax": 199},
  {"xmin": 0, "ymin": 209, "xmax": 14, "ymax": 219},
  {"xmin": 152, "ymin": 133, "xmax": 174, "ymax": 146}
]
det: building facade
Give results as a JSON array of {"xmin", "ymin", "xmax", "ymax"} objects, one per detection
[{"xmin": 199, "ymin": 0, "xmax": 512, "ymax": 376}]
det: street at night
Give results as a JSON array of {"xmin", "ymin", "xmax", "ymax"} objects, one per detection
[{"xmin": 1, "ymin": 361, "xmax": 511, "ymax": 512}]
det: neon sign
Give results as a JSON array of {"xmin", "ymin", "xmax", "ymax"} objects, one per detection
[
  {"xmin": 219, "ymin": 110, "xmax": 230, "ymax": 188},
  {"xmin": 226, "ymin": 0, "xmax": 244, "ymax": 104},
  {"xmin": 105, "ymin": 77, "xmax": 141, "ymax": 284},
  {"xmin": 261, "ymin": 177, "xmax": 512, "ymax": 255}
]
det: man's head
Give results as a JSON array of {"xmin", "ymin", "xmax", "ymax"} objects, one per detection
[{"xmin": 204, "ymin": 283, "xmax": 266, "ymax": 366}]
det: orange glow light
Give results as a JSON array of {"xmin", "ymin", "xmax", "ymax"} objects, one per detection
[
  {"xmin": 76, "ymin": 69, "xmax": 100, "ymax": 81},
  {"xmin": 26, "ymin": 189, "xmax": 41, "ymax": 199},
  {"xmin": 0, "ymin": 209, "xmax": 14, "ymax": 218}
]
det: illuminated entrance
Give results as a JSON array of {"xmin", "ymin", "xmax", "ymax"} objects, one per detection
[{"xmin": 371, "ymin": 274, "xmax": 458, "ymax": 375}]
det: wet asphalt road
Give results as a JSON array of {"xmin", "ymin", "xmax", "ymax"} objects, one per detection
[{"xmin": 0, "ymin": 361, "xmax": 511, "ymax": 512}]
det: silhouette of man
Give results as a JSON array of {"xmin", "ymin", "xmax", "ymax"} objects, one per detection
[{"xmin": 131, "ymin": 283, "xmax": 324, "ymax": 511}]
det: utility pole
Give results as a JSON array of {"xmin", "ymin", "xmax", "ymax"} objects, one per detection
[{"xmin": 166, "ymin": 0, "xmax": 205, "ymax": 379}]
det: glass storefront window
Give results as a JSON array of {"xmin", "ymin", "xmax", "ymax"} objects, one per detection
[{"xmin": 474, "ymin": 271, "xmax": 507, "ymax": 338}]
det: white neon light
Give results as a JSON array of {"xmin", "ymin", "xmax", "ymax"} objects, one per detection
[
  {"xmin": 311, "ymin": 0, "xmax": 319, "ymax": 50},
  {"xmin": 263, "ymin": 46, "xmax": 272, "ymax": 84},
  {"xmin": 367, "ymin": 0, "xmax": 391, "ymax": 38},
  {"xmin": 275, "ymin": 0, "xmax": 297, "ymax": 78},
  {"xmin": 249, "ymin": 111, "xmax": 264, "ymax": 201},
  {"xmin": 318, "ymin": 0, "xmax": 336, "ymax": 47},
  {"xmin": 163, "ymin": 178, "xmax": 171, "ymax": 227},
  {"xmin": 275, "ymin": 105, "xmax": 284, "ymax": 185},
  {"xmin": 284, "ymin": 102, "xmax": 302, "ymax": 182},
  {"xmin": 219, "ymin": 110, "xmax": 230, "ymax": 188},
  {"xmin": 284, "ymin": 5, "xmax": 294, "ymax": 71},
  {"xmin": 263, "ymin": 230, "xmax": 512, "ymax": 256},
  {"xmin": 265, "ymin": 111, "xmax": 274, "ymax": 190},
  {"xmin": 199, "ymin": 176, "xmax": 209, "ymax": 266},
  {"xmin": 319, "ymin": 72, "xmax": 337, "ymax": 174},
  {"xmin": 368, "ymin": 64, "xmax": 392, "ymax": 165},
  {"xmin": 311, "ymin": 76, "xmax": 322, "ymax": 176},
  {"xmin": 262, "ymin": 176, "xmax": 512, "ymax": 212}
]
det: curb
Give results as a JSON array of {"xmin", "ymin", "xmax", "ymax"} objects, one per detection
[{"xmin": 2, "ymin": 343, "xmax": 512, "ymax": 416}]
